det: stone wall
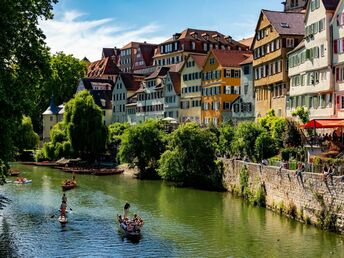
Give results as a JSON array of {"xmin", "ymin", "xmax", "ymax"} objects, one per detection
[{"xmin": 222, "ymin": 159, "xmax": 344, "ymax": 233}]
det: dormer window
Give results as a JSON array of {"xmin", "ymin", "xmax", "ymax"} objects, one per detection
[
  {"xmin": 190, "ymin": 31, "xmax": 198, "ymax": 39},
  {"xmin": 280, "ymin": 23, "xmax": 289, "ymax": 28},
  {"xmin": 173, "ymin": 33, "xmax": 181, "ymax": 40},
  {"xmin": 212, "ymin": 34, "xmax": 220, "ymax": 41},
  {"xmin": 202, "ymin": 33, "xmax": 209, "ymax": 40},
  {"xmin": 224, "ymin": 36, "xmax": 232, "ymax": 43}
]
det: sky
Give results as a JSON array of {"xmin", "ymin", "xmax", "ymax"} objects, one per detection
[{"xmin": 40, "ymin": 0, "xmax": 283, "ymax": 61}]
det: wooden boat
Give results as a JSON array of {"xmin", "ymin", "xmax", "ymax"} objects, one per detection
[
  {"xmin": 61, "ymin": 180, "xmax": 77, "ymax": 191},
  {"xmin": 58, "ymin": 215, "xmax": 68, "ymax": 224},
  {"xmin": 9, "ymin": 169, "xmax": 20, "ymax": 176},
  {"xmin": 14, "ymin": 177, "xmax": 32, "ymax": 184},
  {"xmin": 117, "ymin": 215, "xmax": 143, "ymax": 237}
]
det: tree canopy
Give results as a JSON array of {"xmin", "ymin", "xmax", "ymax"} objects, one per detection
[
  {"xmin": 0, "ymin": 0, "xmax": 57, "ymax": 165},
  {"xmin": 64, "ymin": 90, "xmax": 107, "ymax": 161},
  {"xmin": 14, "ymin": 116, "xmax": 40, "ymax": 152}
]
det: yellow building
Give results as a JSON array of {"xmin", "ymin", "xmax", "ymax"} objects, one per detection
[
  {"xmin": 201, "ymin": 49, "xmax": 252, "ymax": 126},
  {"xmin": 179, "ymin": 54, "xmax": 207, "ymax": 123},
  {"xmin": 252, "ymin": 10, "xmax": 304, "ymax": 118},
  {"xmin": 42, "ymin": 98, "xmax": 64, "ymax": 142}
]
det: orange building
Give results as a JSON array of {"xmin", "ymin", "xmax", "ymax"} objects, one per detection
[{"xmin": 201, "ymin": 49, "xmax": 252, "ymax": 126}]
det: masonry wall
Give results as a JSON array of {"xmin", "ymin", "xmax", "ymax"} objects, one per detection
[{"xmin": 222, "ymin": 159, "xmax": 344, "ymax": 233}]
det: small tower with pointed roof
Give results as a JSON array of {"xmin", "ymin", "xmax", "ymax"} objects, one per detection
[{"xmin": 42, "ymin": 96, "xmax": 63, "ymax": 142}]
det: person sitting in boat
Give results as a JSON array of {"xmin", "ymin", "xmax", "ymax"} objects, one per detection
[
  {"xmin": 123, "ymin": 202, "xmax": 130, "ymax": 219},
  {"xmin": 62, "ymin": 193, "xmax": 67, "ymax": 203}
]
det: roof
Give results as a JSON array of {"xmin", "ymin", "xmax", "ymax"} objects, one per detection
[
  {"xmin": 80, "ymin": 78, "xmax": 115, "ymax": 91},
  {"xmin": 190, "ymin": 54, "xmax": 207, "ymax": 69},
  {"xmin": 117, "ymin": 73, "xmax": 143, "ymax": 91},
  {"xmin": 90, "ymin": 90, "xmax": 113, "ymax": 110},
  {"xmin": 43, "ymin": 97, "xmax": 60, "ymax": 115},
  {"xmin": 238, "ymin": 37, "xmax": 254, "ymax": 48},
  {"xmin": 168, "ymin": 72, "xmax": 181, "ymax": 95},
  {"xmin": 239, "ymin": 55, "xmax": 253, "ymax": 65},
  {"xmin": 262, "ymin": 10, "xmax": 305, "ymax": 36},
  {"xmin": 288, "ymin": 40, "xmax": 305, "ymax": 55},
  {"xmin": 302, "ymin": 119, "xmax": 344, "ymax": 128},
  {"xmin": 211, "ymin": 50, "xmax": 252, "ymax": 68},
  {"xmin": 87, "ymin": 57, "xmax": 121, "ymax": 78},
  {"xmin": 102, "ymin": 48, "xmax": 116, "ymax": 58},
  {"xmin": 322, "ymin": 0, "xmax": 340, "ymax": 10},
  {"xmin": 121, "ymin": 41, "xmax": 157, "ymax": 49},
  {"xmin": 145, "ymin": 66, "xmax": 170, "ymax": 80},
  {"xmin": 162, "ymin": 28, "xmax": 245, "ymax": 47}
]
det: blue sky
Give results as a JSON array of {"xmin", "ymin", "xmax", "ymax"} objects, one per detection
[{"xmin": 40, "ymin": 0, "xmax": 283, "ymax": 61}]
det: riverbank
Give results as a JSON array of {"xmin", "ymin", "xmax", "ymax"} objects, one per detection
[{"xmin": 222, "ymin": 159, "xmax": 344, "ymax": 234}]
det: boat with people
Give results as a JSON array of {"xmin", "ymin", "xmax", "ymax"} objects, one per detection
[
  {"xmin": 9, "ymin": 168, "xmax": 20, "ymax": 176},
  {"xmin": 61, "ymin": 175, "xmax": 77, "ymax": 191},
  {"xmin": 58, "ymin": 193, "xmax": 68, "ymax": 225},
  {"xmin": 14, "ymin": 177, "xmax": 32, "ymax": 184},
  {"xmin": 58, "ymin": 215, "xmax": 68, "ymax": 224},
  {"xmin": 117, "ymin": 202, "xmax": 144, "ymax": 237}
]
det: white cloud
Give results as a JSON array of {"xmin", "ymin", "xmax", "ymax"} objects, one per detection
[{"xmin": 39, "ymin": 10, "xmax": 168, "ymax": 61}]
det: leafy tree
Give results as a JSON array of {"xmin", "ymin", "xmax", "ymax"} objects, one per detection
[
  {"xmin": 218, "ymin": 123, "xmax": 234, "ymax": 156},
  {"xmin": 231, "ymin": 122, "xmax": 264, "ymax": 159},
  {"xmin": 283, "ymin": 119, "xmax": 303, "ymax": 147},
  {"xmin": 258, "ymin": 109, "xmax": 287, "ymax": 148},
  {"xmin": 14, "ymin": 116, "xmax": 40, "ymax": 152},
  {"xmin": 158, "ymin": 123, "xmax": 222, "ymax": 189},
  {"xmin": 0, "ymin": 0, "xmax": 57, "ymax": 166},
  {"xmin": 292, "ymin": 106, "xmax": 310, "ymax": 124},
  {"xmin": 64, "ymin": 90, "xmax": 107, "ymax": 161},
  {"xmin": 255, "ymin": 133, "xmax": 277, "ymax": 160},
  {"xmin": 118, "ymin": 120, "xmax": 166, "ymax": 178},
  {"xmin": 108, "ymin": 122, "xmax": 130, "ymax": 146}
]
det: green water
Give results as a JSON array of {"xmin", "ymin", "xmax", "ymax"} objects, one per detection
[{"xmin": 0, "ymin": 163, "xmax": 343, "ymax": 258}]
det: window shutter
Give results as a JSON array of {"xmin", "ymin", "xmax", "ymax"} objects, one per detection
[
  {"xmin": 336, "ymin": 68, "xmax": 340, "ymax": 81},
  {"xmin": 337, "ymin": 15, "xmax": 340, "ymax": 26},
  {"xmin": 334, "ymin": 40, "xmax": 338, "ymax": 54}
]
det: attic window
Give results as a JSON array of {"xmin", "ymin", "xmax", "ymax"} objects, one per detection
[
  {"xmin": 190, "ymin": 32, "xmax": 198, "ymax": 39},
  {"xmin": 202, "ymin": 33, "xmax": 209, "ymax": 40},
  {"xmin": 280, "ymin": 23, "xmax": 289, "ymax": 28},
  {"xmin": 212, "ymin": 34, "xmax": 220, "ymax": 41},
  {"xmin": 224, "ymin": 36, "xmax": 232, "ymax": 43}
]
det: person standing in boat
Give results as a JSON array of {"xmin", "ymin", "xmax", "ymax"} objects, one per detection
[
  {"xmin": 62, "ymin": 193, "xmax": 67, "ymax": 204},
  {"xmin": 123, "ymin": 202, "xmax": 130, "ymax": 219}
]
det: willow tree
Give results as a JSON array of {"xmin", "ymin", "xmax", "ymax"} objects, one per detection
[{"xmin": 64, "ymin": 90, "xmax": 107, "ymax": 161}]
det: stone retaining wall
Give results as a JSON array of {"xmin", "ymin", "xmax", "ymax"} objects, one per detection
[{"xmin": 222, "ymin": 159, "xmax": 344, "ymax": 233}]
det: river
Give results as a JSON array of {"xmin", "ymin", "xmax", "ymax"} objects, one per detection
[{"xmin": 0, "ymin": 163, "xmax": 343, "ymax": 258}]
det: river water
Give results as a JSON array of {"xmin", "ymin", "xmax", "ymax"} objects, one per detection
[{"xmin": 0, "ymin": 164, "xmax": 343, "ymax": 258}]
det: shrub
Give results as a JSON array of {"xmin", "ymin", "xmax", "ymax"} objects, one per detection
[{"xmin": 255, "ymin": 133, "xmax": 277, "ymax": 160}]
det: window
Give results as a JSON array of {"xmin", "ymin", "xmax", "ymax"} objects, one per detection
[
  {"xmin": 243, "ymin": 65, "xmax": 250, "ymax": 75},
  {"xmin": 280, "ymin": 23, "xmax": 289, "ymax": 28},
  {"xmin": 244, "ymin": 84, "xmax": 248, "ymax": 95},
  {"xmin": 192, "ymin": 41, "xmax": 196, "ymax": 50},
  {"xmin": 286, "ymin": 38, "xmax": 294, "ymax": 48},
  {"xmin": 210, "ymin": 57, "xmax": 215, "ymax": 65},
  {"xmin": 50, "ymin": 116, "xmax": 53, "ymax": 121}
]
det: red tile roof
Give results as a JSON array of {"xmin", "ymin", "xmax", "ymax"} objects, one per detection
[
  {"xmin": 121, "ymin": 41, "xmax": 157, "ymax": 49},
  {"xmin": 238, "ymin": 37, "xmax": 254, "ymax": 48},
  {"xmin": 87, "ymin": 57, "xmax": 121, "ymax": 78},
  {"xmin": 239, "ymin": 55, "xmax": 253, "ymax": 65},
  {"xmin": 168, "ymin": 72, "xmax": 181, "ymax": 95},
  {"xmin": 190, "ymin": 54, "xmax": 207, "ymax": 69},
  {"xmin": 211, "ymin": 50, "xmax": 252, "ymax": 68},
  {"xmin": 262, "ymin": 10, "xmax": 305, "ymax": 36},
  {"xmin": 117, "ymin": 73, "xmax": 144, "ymax": 91}
]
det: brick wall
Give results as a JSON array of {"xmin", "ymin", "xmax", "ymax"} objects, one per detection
[{"xmin": 222, "ymin": 159, "xmax": 344, "ymax": 233}]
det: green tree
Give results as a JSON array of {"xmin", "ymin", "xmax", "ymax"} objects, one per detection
[
  {"xmin": 108, "ymin": 122, "xmax": 130, "ymax": 146},
  {"xmin": 283, "ymin": 119, "xmax": 303, "ymax": 147},
  {"xmin": 118, "ymin": 120, "xmax": 166, "ymax": 178},
  {"xmin": 14, "ymin": 116, "xmax": 40, "ymax": 152},
  {"xmin": 292, "ymin": 106, "xmax": 310, "ymax": 124},
  {"xmin": 218, "ymin": 123, "xmax": 234, "ymax": 156},
  {"xmin": 231, "ymin": 122, "xmax": 264, "ymax": 159},
  {"xmin": 158, "ymin": 123, "xmax": 222, "ymax": 189},
  {"xmin": 64, "ymin": 90, "xmax": 107, "ymax": 161},
  {"xmin": 0, "ymin": 0, "xmax": 57, "ymax": 166},
  {"xmin": 255, "ymin": 133, "xmax": 277, "ymax": 160}
]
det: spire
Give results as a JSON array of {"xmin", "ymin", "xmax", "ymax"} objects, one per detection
[{"xmin": 43, "ymin": 95, "xmax": 59, "ymax": 115}]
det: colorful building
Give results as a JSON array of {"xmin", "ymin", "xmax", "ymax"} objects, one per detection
[
  {"xmin": 283, "ymin": 0, "xmax": 308, "ymax": 12},
  {"xmin": 87, "ymin": 57, "xmax": 121, "ymax": 82},
  {"xmin": 288, "ymin": 0, "xmax": 339, "ymax": 119},
  {"xmin": 164, "ymin": 71, "xmax": 181, "ymax": 120},
  {"xmin": 252, "ymin": 10, "xmax": 304, "ymax": 118},
  {"xmin": 153, "ymin": 28, "xmax": 248, "ymax": 67},
  {"xmin": 179, "ymin": 54, "xmax": 206, "ymax": 123},
  {"xmin": 201, "ymin": 49, "xmax": 252, "ymax": 126}
]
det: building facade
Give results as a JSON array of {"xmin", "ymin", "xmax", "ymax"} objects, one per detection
[
  {"xmin": 153, "ymin": 28, "xmax": 249, "ymax": 67},
  {"xmin": 42, "ymin": 97, "xmax": 64, "ymax": 142},
  {"xmin": 332, "ymin": 0, "xmax": 344, "ymax": 118},
  {"xmin": 164, "ymin": 72, "xmax": 181, "ymax": 120},
  {"xmin": 284, "ymin": 0, "xmax": 308, "ymax": 12},
  {"xmin": 112, "ymin": 73, "xmax": 143, "ymax": 123},
  {"xmin": 179, "ymin": 54, "xmax": 206, "ymax": 123},
  {"xmin": 287, "ymin": 0, "xmax": 339, "ymax": 119},
  {"xmin": 201, "ymin": 49, "xmax": 251, "ymax": 126},
  {"xmin": 252, "ymin": 10, "xmax": 304, "ymax": 118},
  {"xmin": 87, "ymin": 57, "xmax": 121, "ymax": 81},
  {"xmin": 231, "ymin": 55, "xmax": 255, "ymax": 122}
]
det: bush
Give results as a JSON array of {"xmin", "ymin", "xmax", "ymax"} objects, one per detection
[
  {"xmin": 42, "ymin": 142, "xmax": 55, "ymax": 160},
  {"xmin": 34, "ymin": 149, "xmax": 45, "ymax": 162},
  {"xmin": 255, "ymin": 133, "xmax": 277, "ymax": 160}
]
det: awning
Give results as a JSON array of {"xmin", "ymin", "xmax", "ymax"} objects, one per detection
[{"xmin": 302, "ymin": 119, "xmax": 344, "ymax": 129}]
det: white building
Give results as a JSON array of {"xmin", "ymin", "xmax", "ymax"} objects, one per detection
[
  {"xmin": 112, "ymin": 73, "xmax": 143, "ymax": 123},
  {"xmin": 287, "ymin": 0, "xmax": 339, "ymax": 119},
  {"xmin": 163, "ymin": 71, "xmax": 181, "ymax": 120},
  {"xmin": 42, "ymin": 97, "xmax": 64, "ymax": 142}
]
